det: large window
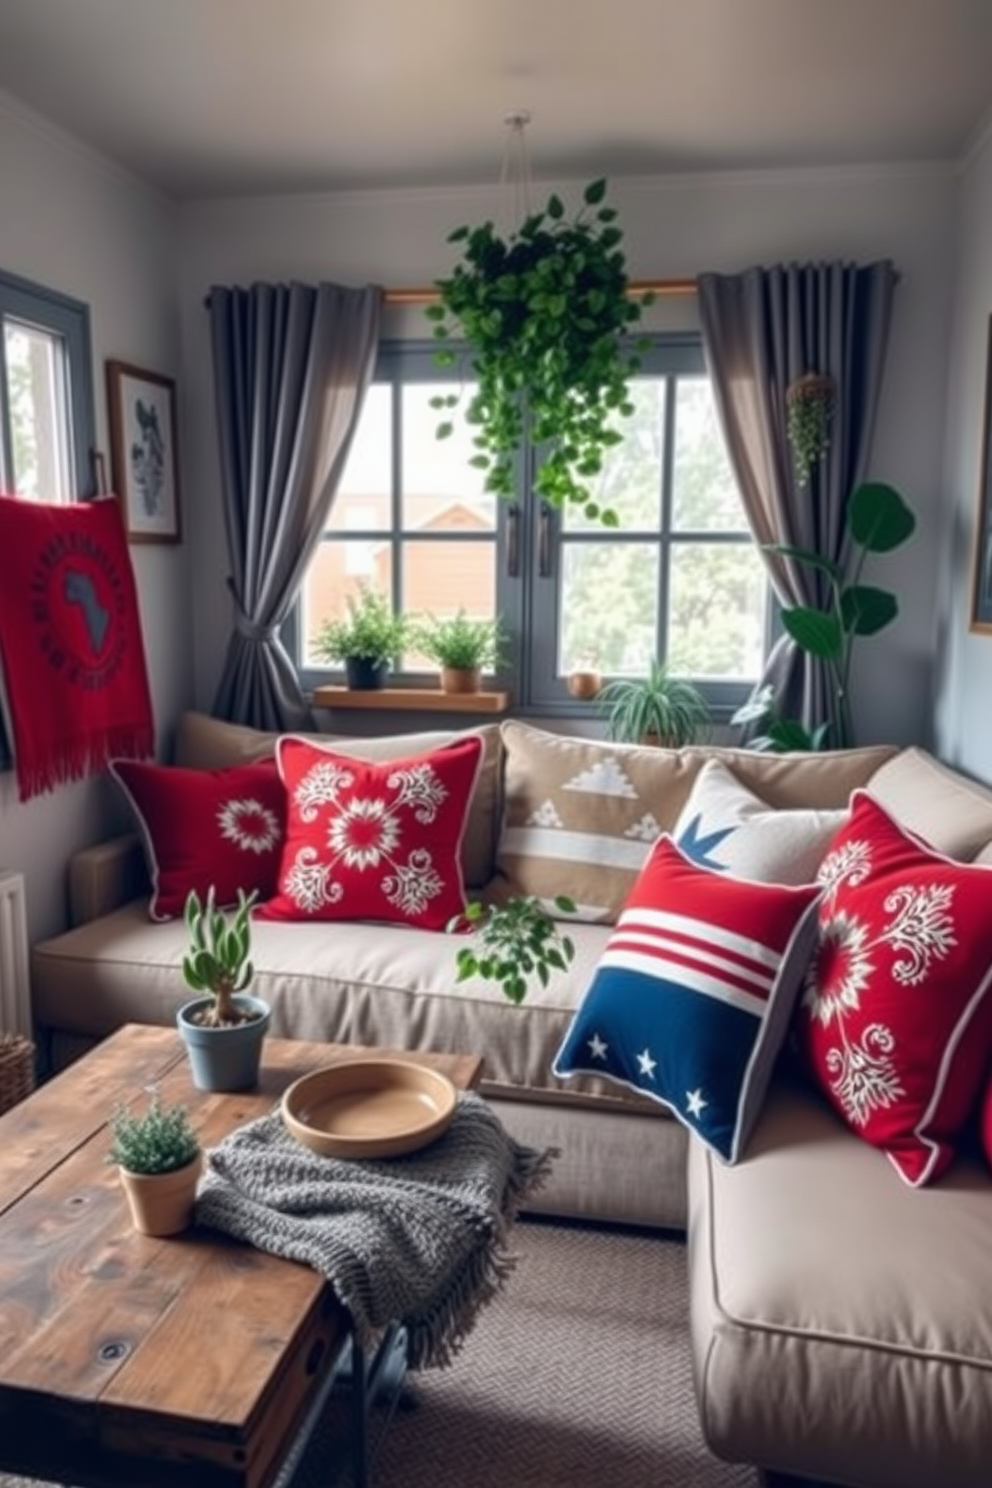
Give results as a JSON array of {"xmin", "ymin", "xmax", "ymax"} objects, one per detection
[
  {"xmin": 0, "ymin": 268, "xmax": 95, "ymax": 503},
  {"xmin": 294, "ymin": 337, "xmax": 769, "ymax": 716}
]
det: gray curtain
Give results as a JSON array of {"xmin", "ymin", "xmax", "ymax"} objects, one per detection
[
  {"xmin": 208, "ymin": 280, "xmax": 382, "ymax": 730},
  {"xmin": 697, "ymin": 261, "xmax": 897, "ymax": 745}
]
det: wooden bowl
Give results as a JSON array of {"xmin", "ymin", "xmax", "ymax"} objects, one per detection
[{"xmin": 281, "ymin": 1058, "xmax": 457, "ymax": 1159}]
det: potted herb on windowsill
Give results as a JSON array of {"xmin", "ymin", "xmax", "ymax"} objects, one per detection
[
  {"xmin": 313, "ymin": 584, "xmax": 408, "ymax": 690},
  {"xmin": 107, "ymin": 1086, "xmax": 202, "ymax": 1236},
  {"xmin": 427, "ymin": 177, "xmax": 651, "ymax": 526},
  {"xmin": 412, "ymin": 609, "xmax": 508, "ymax": 694},
  {"xmin": 596, "ymin": 661, "xmax": 711, "ymax": 747},
  {"xmin": 177, "ymin": 886, "xmax": 270, "ymax": 1092}
]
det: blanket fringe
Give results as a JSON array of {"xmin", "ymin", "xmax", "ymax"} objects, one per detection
[
  {"xmin": 405, "ymin": 1142, "xmax": 561, "ymax": 1371},
  {"xmin": 17, "ymin": 725, "xmax": 154, "ymax": 801}
]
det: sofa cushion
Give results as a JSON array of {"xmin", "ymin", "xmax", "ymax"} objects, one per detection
[
  {"xmin": 868, "ymin": 745, "xmax": 992, "ymax": 860},
  {"xmin": 497, "ymin": 721, "xmax": 893, "ymax": 923},
  {"xmin": 798, "ymin": 790, "xmax": 992, "ymax": 1186},
  {"xmin": 553, "ymin": 836, "xmax": 821, "ymax": 1162},
  {"xmin": 108, "ymin": 757, "xmax": 286, "ymax": 920},
  {"xmin": 173, "ymin": 711, "xmax": 500, "ymax": 888},
  {"xmin": 672, "ymin": 757, "xmax": 846, "ymax": 883},
  {"xmin": 257, "ymin": 734, "xmax": 482, "ymax": 930},
  {"xmin": 687, "ymin": 1077, "xmax": 992, "ymax": 1488}
]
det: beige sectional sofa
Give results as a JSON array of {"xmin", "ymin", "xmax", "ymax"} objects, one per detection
[{"xmin": 29, "ymin": 712, "xmax": 992, "ymax": 1488}]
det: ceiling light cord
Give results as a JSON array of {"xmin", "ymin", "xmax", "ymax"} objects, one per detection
[{"xmin": 499, "ymin": 109, "xmax": 533, "ymax": 233}]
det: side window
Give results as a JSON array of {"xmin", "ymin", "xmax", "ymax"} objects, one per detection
[
  {"xmin": 0, "ymin": 269, "xmax": 96, "ymax": 766},
  {"xmin": 0, "ymin": 269, "xmax": 95, "ymax": 502}
]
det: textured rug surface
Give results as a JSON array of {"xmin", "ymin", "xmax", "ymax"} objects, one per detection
[{"xmin": 0, "ymin": 1218, "xmax": 760, "ymax": 1488}]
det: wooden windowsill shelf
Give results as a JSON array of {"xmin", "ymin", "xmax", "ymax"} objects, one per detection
[{"xmin": 312, "ymin": 686, "xmax": 511, "ymax": 715}]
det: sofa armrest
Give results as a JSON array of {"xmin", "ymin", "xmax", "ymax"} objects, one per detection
[{"xmin": 69, "ymin": 834, "xmax": 149, "ymax": 926}]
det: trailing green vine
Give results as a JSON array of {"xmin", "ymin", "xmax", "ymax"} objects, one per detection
[
  {"xmin": 427, "ymin": 179, "xmax": 651, "ymax": 526},
  {"xmin": 786, "ymin": 372, "xmax": 835, "ymax": 487}
]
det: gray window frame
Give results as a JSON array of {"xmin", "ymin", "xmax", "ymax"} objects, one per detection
[{"xmin": 291, "ymin": 335, "xmax": 769, "ymax": 720}]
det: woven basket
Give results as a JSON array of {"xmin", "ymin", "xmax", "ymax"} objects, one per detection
[{"xmin": 0, "ymin": 1032, "xmax": 35, "ymax": 1116}]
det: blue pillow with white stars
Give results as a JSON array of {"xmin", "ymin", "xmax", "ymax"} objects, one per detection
[
  {"xmin": 552, "ymin": 834, "xmax": 822, "ymax": 1163},
  {"xmin": 672, "ymin": 757, "xmax": 845, "ymax": 885}
]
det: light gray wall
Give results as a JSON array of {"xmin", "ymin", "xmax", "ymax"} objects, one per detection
[
  {"xmin": 0, "ymin": 94, "xmax": 191, "ymax": 942},
  {"xmin": 178, "ymin": 163, "xmax": 957, "ymax": 751},
  {"xmin": 933, "ymin": 125, "xmax": 992, "ymax": 778}
]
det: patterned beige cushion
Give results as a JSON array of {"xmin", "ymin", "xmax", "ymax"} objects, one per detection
[
  {"xmin": 496, "ymin": 722, "xmax": 694, "ymax": 921},
  {"xmin": 868, "ymin": 745, "xmax": 992, "ymax": 861},
  {"xmin": 172, "ymin": 711, "xmax": 501, "ymax": 888},
  {"xmin": 496, "ymin": 722, "xmax": 895, "ymax": 923}
]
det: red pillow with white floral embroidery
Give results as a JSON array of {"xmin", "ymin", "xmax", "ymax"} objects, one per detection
[
  {"xmin": 798, "ymin": 790, "xmax": 992, "ymax": 1186},
  {"xmin": 257, "ymin": 734, "xmax": 483, "ymax": 930},
  {"xmin": 109, "ymin": 758, "xmax": 286, "ymax": 921}
]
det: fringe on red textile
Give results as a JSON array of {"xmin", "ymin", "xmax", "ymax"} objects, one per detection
[{"xmin": 16, "ymin": 725, "xmax": 155, "ymax": 803}]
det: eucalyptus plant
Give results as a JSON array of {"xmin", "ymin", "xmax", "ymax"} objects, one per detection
[
  {"xmin": 427, "ymin": 178, "xmax": 651, "ymax": 526},
  {"xmin": 448, "ymin": 894, "xmax": 577, "ymax": 1006},
  {"xmin": 596, "ymin": 661, "xmax": 710, "ymax": 746}
]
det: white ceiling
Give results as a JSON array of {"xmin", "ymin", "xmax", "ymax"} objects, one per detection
[{"xmin": 0, "ymin": 0, "xmax": 991, "ymax": 201}]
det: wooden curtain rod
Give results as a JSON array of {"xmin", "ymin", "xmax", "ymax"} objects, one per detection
[
  {"xmin": 384, "ymin": 277, "xmax": 696, "ymax": 306},
  {"xmin": 203, "ymin": 277, "xmax": 696, "ymax": 311}
]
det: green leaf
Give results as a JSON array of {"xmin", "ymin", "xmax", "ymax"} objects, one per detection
[
  {"xmin": 781, "ymin": 606, "xmax": 843, "ymax": 660},
  {"xmin": 424, "ymin": 303, "xmax": 445, "ymax": 322},
  {"xmin": 446, "ymin": 225, "xmax": 470, "ymax": 243},
  {"xmin": 848, "ymin": 482, "xmax": 916, "ymax": 552},
  {"xmin": 583, "ymin": 178, "xmax": 607, "ymax": 205},
  {"xmin": 840, "ymin": 584, "xmax": 898, "ymax": 636},
  {"xmin": 553, "ymin": 894, "xmax": 577, "ymax": 915},
  {"xmin": 764, "ymin": 542, "xmax": 843, "ymax": 582},
  {"xmin": 766, "ymin": 718, "xmax": 822, "ymax": 751},
  {"xmin": 436, "ymin": 421, "xmax": 454, "ymax": 440},
  {"xmin": 547, "ymin": 194, "xmax": 565, "ymax": 220}
]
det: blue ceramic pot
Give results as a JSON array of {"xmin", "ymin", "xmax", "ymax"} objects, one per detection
[{"xmin": 177, "ymin": 994, "xmax": 271, "ymax": 1092}]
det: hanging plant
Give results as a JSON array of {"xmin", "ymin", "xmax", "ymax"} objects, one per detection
[
  {"xmin": 785, "ymin": 372, "xmax": 835, "ymax": 487},
  {"xmin": 426, "ymin": 178, "xmax": 652, "ymax": 526}
]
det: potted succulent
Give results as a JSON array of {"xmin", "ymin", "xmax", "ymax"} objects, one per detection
[
  {"xmin": 427, "ymin": 177, "xmax": 651, "ymax": 526},
  {"xmin": 313, "ymin": 583, "xmax": 408, "ymax": 689},
  {"xmin": 596, "ymin": 660, "xmax": 711, "ymax": 746},
  {"xmin": 107, "ymin": 1086, "xmax": 202, "ymax": 1236},
  {"xmin": 447, "ymin": 894, "xmax": 577, "ymax": 1005},
  {"xmin": 412, "ymin": 608, "xmax": 508, "ymax": 694},
  {"xmin": 177, "ymin": 886, "xmax": 271, "ymax": 1092}
]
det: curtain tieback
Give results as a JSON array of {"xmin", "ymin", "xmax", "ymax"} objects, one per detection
[{"xmin": 233, "ymin": 610, "xmax": 278, "ymax": 644}]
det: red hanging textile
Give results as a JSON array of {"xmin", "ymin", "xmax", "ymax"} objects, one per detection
[{"xmin": 0, "ymin": 494, "xmax": 155, "ymax": 801}]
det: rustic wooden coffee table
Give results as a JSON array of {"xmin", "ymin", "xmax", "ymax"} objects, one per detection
[{"xmin": 0, "ymin": 1023, "xmax": 483, "ymax": 1488}]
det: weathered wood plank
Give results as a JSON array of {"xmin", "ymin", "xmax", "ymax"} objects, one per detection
[{"xmin": 0, "ymin": 1026, "xmax": 484, "ymax": 1488}]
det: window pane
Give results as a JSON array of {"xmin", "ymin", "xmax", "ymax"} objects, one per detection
[
  {"xmin": 325, "ymin": 383, "xmax": 392, "ymax": 532},
  {"xmin": 667, "ymin": 543, "xmax": 766, "ymax": 678},
  {"xmin": 401, "ymin": 383, "xmax": 495, "ymax": 532},
  {"xmin": 298, "ymin": 546, "xmax": 394, "ymax": 667},
  {"xmin": 671, "ymin": 378, "xmax": 746, "ymax": 532},
  {"xmin": 558, "ymin": 543, "xmax": 659, "ymax": 675},
  {"xmin": 564, "ymin": 378, "xmax": 664, "ymax": 533},
  {"xmin": 3, "ymin": 318, "xmax": 71, "ymax": 501},
  {"xmin": 401, "ymin": 539, "xmax": 497, "ymax": 667}
]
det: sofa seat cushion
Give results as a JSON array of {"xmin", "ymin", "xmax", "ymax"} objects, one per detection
[
  {"xmin": 687, "ymin": 1077, "xmax": 992, "ymax": 1488},
  {"xmin": 30, "ymin": 903, "xmax": 667, "ymax": 1118}
]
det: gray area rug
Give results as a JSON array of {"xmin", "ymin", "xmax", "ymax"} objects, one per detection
[{"xmin": 0, "ymin": 1219, "xmax": 759, "ymax": 1488}]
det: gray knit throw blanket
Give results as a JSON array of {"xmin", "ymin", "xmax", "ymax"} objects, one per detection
[{"xmin": 194, "ymin": 1091, "xmax": 557, "ymax": 1370}]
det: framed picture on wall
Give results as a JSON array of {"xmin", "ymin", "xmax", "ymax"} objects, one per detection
[
  {"xmin": 106, "ymin": 360, "xmax": 182, "ymax": 544},
  {"xmin": 970, "ymin": 316, "xmax": 992, "ymax": 632}
]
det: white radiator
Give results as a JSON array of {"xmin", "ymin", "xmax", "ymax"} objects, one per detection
[{"xmin": 0, "ymin": 871, "xmax": 31, "ymax": 1040}]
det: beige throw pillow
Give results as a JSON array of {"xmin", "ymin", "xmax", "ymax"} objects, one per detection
[{"xmin": 496, "ymin": 721, "xmax": 698, "ymax": 922}]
